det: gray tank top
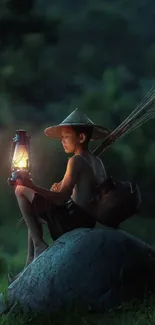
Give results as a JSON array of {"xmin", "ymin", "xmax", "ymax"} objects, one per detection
[{"xmin": 71, "ymin": 154, "xmax": 105, "ymax": 212}]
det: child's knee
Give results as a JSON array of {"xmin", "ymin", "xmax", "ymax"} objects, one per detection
[
  {"xmin": 15, "ymin": 185, "xmax": 25, "ymax": 197},
  {"xmin": 15, "ymin": 185, "xmax": 34, "ymax": 203}
]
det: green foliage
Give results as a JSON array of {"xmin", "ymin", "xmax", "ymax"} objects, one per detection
[
  {"xmin": 1, "ymin": 294, "xmax": 155, "ymax": 324},
  {"xmin": 0, "ymin": 257, "xmax": 7, "ymax": 277}
]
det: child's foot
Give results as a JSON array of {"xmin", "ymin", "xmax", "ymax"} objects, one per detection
[
  {"xmin": 34, "ymin": 242, "xmax": 49, "ymax": 259},
  {"xmin": 8, "ymin": 258, "xmax": 34, "ymax": 284},
  {"xmin": 8, "ymin": 272, "xmax": 22, "ymax": 284},
  {"xmin": 25, "ymin": 257, "xmax": 34, "ymax": 267},
  {"xmin": 8, "ymin": 244, "xmax": 48, "ymax": 284}
]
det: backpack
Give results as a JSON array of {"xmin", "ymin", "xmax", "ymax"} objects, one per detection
[{"xmin": 91, "ymin": 176, "xmax": 142, "ymax": 228}]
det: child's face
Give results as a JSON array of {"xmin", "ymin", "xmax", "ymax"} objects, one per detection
[{"xmin": 61, "ymin": 127, "xmax": 84, "ymax": 153}]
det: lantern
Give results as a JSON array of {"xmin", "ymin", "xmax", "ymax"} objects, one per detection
[{"xmin": 10, "ymin": 130, "xmax": 32, "ymax": 184}]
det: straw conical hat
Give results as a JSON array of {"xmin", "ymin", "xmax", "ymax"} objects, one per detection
[{"xmin": 44, "ymin": 108, "xmax": 110, "ymax": 140}]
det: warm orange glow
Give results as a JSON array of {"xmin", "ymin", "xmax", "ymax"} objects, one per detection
[{"xmin": 12, "ymin": 144, "xmax": 29, "ymax": 169}]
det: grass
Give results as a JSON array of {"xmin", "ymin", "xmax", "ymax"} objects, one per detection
[{"xmin": 1, "ymin": 290, "xmax": 155, "ymax": 325}]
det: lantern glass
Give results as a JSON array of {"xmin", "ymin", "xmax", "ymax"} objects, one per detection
[{"xmin": 11, "ymin": 143, "xmax": 30, "ymax": 170}]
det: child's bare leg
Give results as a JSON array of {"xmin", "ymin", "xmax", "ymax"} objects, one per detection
[
  {"xmin": 8, "ymin": 187, "xmax": 48, "ymax": 284},
  {"xmin": 25, "ymin": 230, "xmax": 34, "ymax": 266},
  {"xmin": 15, "ymin": 186, "xmax": 48, "ymax": 258},
  {"xmin": 25, "ymin": 223, "xmax": 45, "ymax": 264}
]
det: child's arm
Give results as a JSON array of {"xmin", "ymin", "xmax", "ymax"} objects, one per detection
[
  {"xmin": 50, "ymin": 181, "xmax": 62, "ymax": 192},
  {"xmin": 31, "ymin": 155, "xmax": 82, "ymax": 205}
]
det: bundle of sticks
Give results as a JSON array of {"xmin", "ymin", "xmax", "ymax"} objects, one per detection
[{"xmin": 93, "ymin": 88, "xmax": 155, "ymax": 156}]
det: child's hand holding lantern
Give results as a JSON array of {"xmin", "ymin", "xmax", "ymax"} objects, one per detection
[{"xmin": 7, "ymin": 176, "xmax": 34, "ymax": 188}]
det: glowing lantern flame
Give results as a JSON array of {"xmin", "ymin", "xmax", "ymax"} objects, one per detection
[
  {"xmin": 12, "ymin": 144, "xmax": 29, "ymax": 169},
  {"xmin": 11, "ymin": 130, "xmax": 30, "ymax": 172}
]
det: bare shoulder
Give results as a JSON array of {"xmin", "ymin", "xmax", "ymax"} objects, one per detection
[
  {"xmin": 68, "ymin": 154, "xmax": 84, "ymax": 164},
  {"xmin": 67, "ymin": 155, "xmax": 83, "ymax": 171}
]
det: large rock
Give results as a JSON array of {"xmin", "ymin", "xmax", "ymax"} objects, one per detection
[{"xmin": 1, "ymin": 227, "xmax": 155, "ymax": 315}]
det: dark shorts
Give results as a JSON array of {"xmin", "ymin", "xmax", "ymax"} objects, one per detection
[{"xmin": 32, "ymin": 193, "xmax": 96, "ymax": 240}]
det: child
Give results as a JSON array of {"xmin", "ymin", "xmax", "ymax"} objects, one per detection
[{"xmin": 9, "ymin": 108, "xmax": 109, "ymax": 269}]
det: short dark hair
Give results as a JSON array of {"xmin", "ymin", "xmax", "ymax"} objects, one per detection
[{"xmin": 71, "ymin": 125, "xmax": 93, "ymax": 143}]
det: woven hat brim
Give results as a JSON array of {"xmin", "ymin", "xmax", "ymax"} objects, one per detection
[{"xmin": 44, "ymin": 123, "xmax": 110, "ymax": 141}]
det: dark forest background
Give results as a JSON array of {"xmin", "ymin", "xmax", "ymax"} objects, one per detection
[{"xmin": 1, "ymin": 0, "xmax": 155, "ymax": 273}]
